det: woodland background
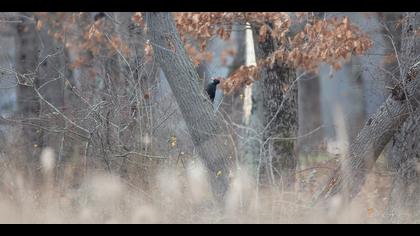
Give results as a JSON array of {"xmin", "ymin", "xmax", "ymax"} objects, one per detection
[{"xmin": 0, "ymin": 12, "xmax": 419, "ymax": 223}]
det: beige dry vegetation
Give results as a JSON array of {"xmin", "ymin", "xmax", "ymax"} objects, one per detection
[
  {"xmin": 0, "ymin": 144, "xmax": 394, "ymax": 224},
  {"xmin": 0, "ymin": 12, "xmax": 414, "ymax": 224}
]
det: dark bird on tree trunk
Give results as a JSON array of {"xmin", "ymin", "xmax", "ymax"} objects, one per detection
[
  {"xmin": 206, "ymin": 78, "xmax": 220, "ymax": 102},
  {"xmin": 94, "ymin": 12, "xmax": 106, "ymax": 21}
]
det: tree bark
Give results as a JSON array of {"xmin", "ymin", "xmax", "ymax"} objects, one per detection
[
  {"xmin": 315, "ymin": 12, "xmax": 420, "ymax": 205},
  {"xmin": 145, "ymin": 12, "xmax": 235, "ymax": 200},
  {"xmin": 377, "ymin": 12, "xmax": 403, "ymax": 170},
  {"xmin": 385, "ymin": 108, "xmax": 420, "ymax": 223},
  {"xmin": 389, "ymin": 11, "xmax": 418, "ymax": 169},
  {"xmin": 385, "ymin": 12, "xmax": 420, "ymax": 223},
  {"xmin": 315, "ymin": 63, "xmax": 420, "ymax": 204},
  {"xmin": 255, "ymin": 24, "xmax": 298, "ymax": 188},
  {"xmin": 15, "ymin": 13, "xmax": 42, "ymax": 162}
]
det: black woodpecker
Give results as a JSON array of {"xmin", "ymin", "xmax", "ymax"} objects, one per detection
[
  {"xmin": 206, "ymin": 78, "xmax": 220, "ymax": 103},
  {"xmin": 94, "ymin": 12, "xmax": 106, "ymax": 21}
]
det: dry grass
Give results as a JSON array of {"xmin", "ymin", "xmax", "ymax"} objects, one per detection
[{"xmin": 0, "ymin": 146, "xmax": 397, "ymax": 224}]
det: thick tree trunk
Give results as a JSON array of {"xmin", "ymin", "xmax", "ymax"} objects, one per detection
[
  {"xmin": 315, "ymin": 12, "xmax": 420, "ymax": 205},
  {"xmin": 15, "ymin": 13, "xmax": 42, "ymax": 162},
  {"xmin": 145, "ymin": 12, "xmax": 235, "ymax": 200},
  {"xmin": 255, "ymin": 25, "xmax": 298, "ymax": 188},
  {"xmin": 377, "ymin": 12, "xmax": 403, "ymax": 170},
  {"xmin": 389, "ymin": 11, "xmax": 418, "ymax": 169},
  {"xmin": 385, "ymin": 12, "xmax": 420, "ymax": 223},
  {"xmin": 315, "ymin": 63, "xmax": 420, "ymax": 204},
  {"xmin": 385, "ymin": 108, "xmax": 420, "ymax": 223}
]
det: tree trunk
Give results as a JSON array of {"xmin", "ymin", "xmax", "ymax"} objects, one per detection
[
  {"xmin": 145, "ymin": 12, "xmax": 235, "ymax": 200},
  {"xmin": 375, "ymin": 12, "xmax": 403, "ymax": 170},
  {"xmin": 385, "ymin": 12, "xmax": 420, "ymax": 223},
  {"xmin": 255, "ymin": 25, "xmax": 298, "ymax": 188},
  {"xmin": 15, "ymin": 13, "xmax": 42, "ymax": 163},
  {"xmin": 315, "ymin": 85, "xmax": 420, "ymax": 204},
  {"xmin": 315, "ymin": 68, "xmax": 420, "ymax": 205},
  {"xmin": 385, "ymin": 108, "xmax": 420, "ymax": 223},
  {"xmin": 315, "ymin": 12, "xmax": 420, "ymax": 205}
]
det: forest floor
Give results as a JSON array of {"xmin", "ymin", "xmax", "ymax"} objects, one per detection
[{"xmin": 0, "ymin": 150, "xmax": 398, "ymax": 223}]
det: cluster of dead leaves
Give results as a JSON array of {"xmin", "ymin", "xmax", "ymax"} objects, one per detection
[
  {"xmin": 257, "ymin": 15, "xmax": 372, "ymax": 72},
  {"xmin": 220, "ymin": 65, "xmax": 259, "ymax": 95},
  {"xmin": 34, "ymin": 13, "xmax": 73, "ymax": 43},
  {"xmin": 132, "ymin": 13, "xmax": 153, "ymax": 62},
  {"xmin": 35, "ymin": 12, "xmax": 131, "ymax": 70},
  {"xmin": 34, "ymin": 12, "xmax": 373, "ymax": 94},
  {"xmin": 132, "ymin": 12, "xmax": 145, "ymax": 28},
  {"xmin": 175, "ymin": 13, "xmax": 237, "ymax": 48},
  {"xmin": 174, "ymin": 12, "xmax": 291, "ymax": 67},
  {"xmin": 82, "ymin": 18, "xmax": 130, "ymax": 58},
  {"xmin": 249, "ymin": 12, "xmax": 292, "ymax": 44},
  {"xmin": 174, "ymin": 13, "xmax": 241, "ymax": 66},
  {"xmin": 280, "ymin": 16, "xmax": 372, "ymax": 71},
  {"xmin": 184, "ymin": 43, "xmax": 213, "ymax": 66},
  {"xmin": 175, "ymin": 13, "xmax": 373, "ymax": 93}
]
